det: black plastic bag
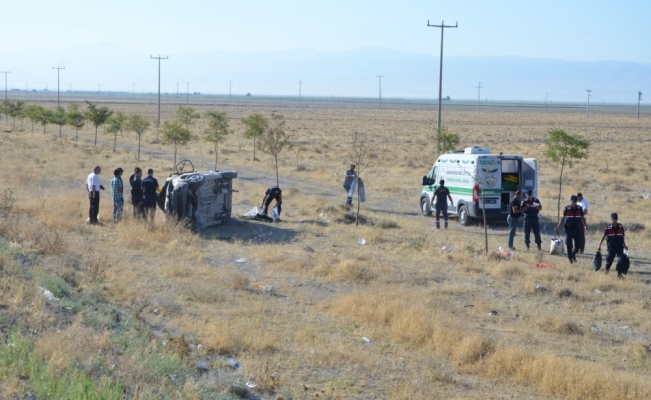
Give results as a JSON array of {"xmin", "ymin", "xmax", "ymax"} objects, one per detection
[
  {"xmin": 592, "ymin": 251, "xmax": 602, "ymax": 271},
  {"xmin": 616, "ymin": 252, "xmax": 630, "ymax": 275}
]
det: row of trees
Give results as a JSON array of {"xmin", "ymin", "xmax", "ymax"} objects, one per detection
[
  {"xmin": 0, "ymin": 100, "xmax": 149, "ymax": 156},
  {"xmin": 1, "ymin": 100, "xmax": 294, "ymax": 185},
  {"xmin": 161, "ymin": 106, "xmax": 293, "ymax": 184}
]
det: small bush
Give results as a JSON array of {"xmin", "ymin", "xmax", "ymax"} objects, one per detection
[
  {"xmin": 40, "ymin": 274, "xmax": 72, "ymax": 298},
  {"xmin": 378, "ymin": 219, "xmax": 399, "ymax": 229}
]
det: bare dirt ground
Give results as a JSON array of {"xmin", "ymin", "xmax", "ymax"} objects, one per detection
[{"xmin": 1, "ymin": 97, "xmax": 651, "ymax": 399}]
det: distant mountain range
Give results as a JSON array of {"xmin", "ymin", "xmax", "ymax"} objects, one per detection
[{"xmin": 0, "ymin": 44, "xmax": 649, "ymax": 102}]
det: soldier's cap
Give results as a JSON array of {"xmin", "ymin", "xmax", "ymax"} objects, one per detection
[
  {"xmin": 570, "ymin": 195, "xmax": 578, "ymax": 202},
  {"xmin": 611, "ymin": 212, "xmax": 618, "ymax": 220}
]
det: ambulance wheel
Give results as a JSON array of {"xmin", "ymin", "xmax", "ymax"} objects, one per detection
[
  {"xmin": 458, "ymin": 204, "xmax": 471, "ymax": 226},
  {"xmin": 420, "ymin": 197, "xmax": 432, "ymax": 216}
]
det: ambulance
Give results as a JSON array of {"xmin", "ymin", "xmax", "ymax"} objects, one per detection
[{"xmin": 420, "ymin": 147, "xmax": 538, "ymax": 225}]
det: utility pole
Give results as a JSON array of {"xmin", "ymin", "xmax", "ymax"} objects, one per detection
[
  {"xmin": 176, "ymin": 82, "xmax": 179, "ymax": 100},
  {"xmin": 1, "ymin": 71, "xmax": 10, "ymax": 100},
  {"xmin": 545, "ymin": 93, "xmax": 548, "ymax": 112},
  {"xmin": 98, "ymin": 84, "xmax": 101, "ymax": 96},
  {"xmin": 638, "ymin": 91, "xmax": 643, "ymax": 119},
  {"xmin": 132, "ymin": 83, "xmax": 135, "ymax": 99},
  {"xmin": 586, "ymin": 90, "xmax": 592, "ymax": 118},
  {"xmin": 299, "ymin": 79, "xmax": 302, "ymax": 102},
  {"xmin": 427, "ymin": 20, "xmax": 458, "ymax": 152},
  {"xmin": 52, "ymin": 66, "xmax": 65, "ymax": 108},
  {"xmin": 186, "ymin": 82, "xmax": 189, "ymax": 105},
  {"xmin": 476, "ymin": 82, "xmax": 482, "ymax": 112},
  {"xmin": 229, "ymin": 80, "xmax": 232, "ymax": 102},
  {"xmin": 376, "ymin": 75, "xmax": 383, "ymax": 108},
  {"xmin": 150, "ymin": 55, "xmax": 168, "ymax": 126}
]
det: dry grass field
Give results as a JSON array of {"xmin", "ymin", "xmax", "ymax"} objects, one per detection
[{"xmin": 1, "ymin": 97, "xmax": 651, "ymax": 399}]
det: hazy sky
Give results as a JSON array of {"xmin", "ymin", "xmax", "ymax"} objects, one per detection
[{"xmin": 2, "ymin": 0, "xmax": 650, "ymax": 63}]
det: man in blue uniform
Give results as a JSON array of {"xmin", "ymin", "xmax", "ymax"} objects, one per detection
[
  {"xmin": 141, "ymin": 169, "xmax": 159, "ymax": 223},
  {"xmin": 521, "ymin": 189, "xmax": 542, "ymax": 251},
  {"xmin": 430, "ymin": 179, "xmax": 453, "ymax": 229},
  {"xmin": 554, "ymin": 195, "xmax": 588, "ymax": 264},
  {"xmin": 598, "ymin": 213, "xmax": 628, "ymax": 277}
]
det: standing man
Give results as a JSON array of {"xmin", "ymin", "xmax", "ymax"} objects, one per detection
[
  {"xmin": 261, "ymin": 186, "xmax": 282, "ymax": 221},
  {"xmin": 577, "ymin": 192, "xmax": 589, "ymax": 254},
  {"xmin": 554, "ymin": 195, "xmax": 588, "ymax": 264},
  {"xmin": 507, "ymin": 190, "xmax": 524, "ymax": 250},
  {"xmin": 86, "ymin": 165, "xmax": 104, "ymax": 225},
  {"xmin": 141, "ymin": 169, "xmax": 159, "ymax": 223},
  {"xmin": 430, "ymin": 179, "xmax": 453, "ymax": 229},
  {"xmin": 343, "ymin": 164, "xmax": 357, "ymax": 207},
  {"xmin": 598, "ymin": 213, "xmax": 628, "ymax": 277},
  {"xmin": 110, "ymin": 168, "xmax": 124, "ymax": 223},
  {"xmin": 521, "ymin": 189, "xmax": 542, "ymax": 251},
  {"xmin": 129, "ymin": 167, "xmax": 144, "ymax": 219}
]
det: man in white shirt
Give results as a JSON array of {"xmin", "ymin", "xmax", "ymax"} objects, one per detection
[
  {"xmin": 577, "ymin": 192, "xmax": 589, "ymax": 253},
  {"xmin": 86, "ymin": 165, "xmax": 104, "ymax": 225}
]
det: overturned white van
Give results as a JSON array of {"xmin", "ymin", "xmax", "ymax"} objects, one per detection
[
  {"xmin": 420, "ymin": 147, "xmax": 537, "ymax": 225},
  {"xmin": 157, "ymin": 162, "xmax": 237, "ymax": 231}
]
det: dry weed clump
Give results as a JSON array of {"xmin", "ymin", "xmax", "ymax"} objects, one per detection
[
  {"xmin": 482, "ymin": 345, "xmax": 651, "ymax": 399},
  {"xmin": 33, "ymin": 321, "xmax": 110, "ymax": 371}
]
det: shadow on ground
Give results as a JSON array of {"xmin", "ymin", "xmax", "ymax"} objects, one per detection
[{"xmin": 199, "ymin": 217, "xmax": 299, "ymax": 243}]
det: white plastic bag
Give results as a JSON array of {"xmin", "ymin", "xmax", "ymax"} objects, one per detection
[
  {"xmin": 550, "ymin": 237, "xmax": 564, "ymax": 255},
  {"xmin": 244, "ymin": 207, "xmax": 258, "ymax": 217},
  {"xmin": 272, "ymin": 207, "xmax": 280, "ymax": 220}
]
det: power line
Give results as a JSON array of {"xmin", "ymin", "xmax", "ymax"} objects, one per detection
[
  {"xmin": 150, "ymin": 55, "xmax": 168, "ymax": 126},
  {"xmin": 1, "ymin": 71, "xmax": 10, "ymax": 101},
  {"xmin": 376, "ymin": 75, "xmax": 384, "ymax": 108},
  {"xmin": 427, "ymin": 19, "xmax": 458, "ymax": 153},
  {"xmin": 586, "ymin": 89, "xmax": 592, "ymax": 118},
  {"xmin": 52, "ymin": 66, "xmax": 65, "ymax": 108},
  {"xmin": 476, "ymin": 82, "xmax": 482, "ymax": 112}
]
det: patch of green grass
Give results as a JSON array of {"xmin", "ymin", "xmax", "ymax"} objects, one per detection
[
  {"xmin": 0, "ymin": 330, "xmax": 124, "ymax": 399},
  {"xmin": 38, "ymin": 273, "xmax": 72, "ymax": 299}
]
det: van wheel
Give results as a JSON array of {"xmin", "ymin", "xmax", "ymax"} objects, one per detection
[
  {"xmin": 458, "ymin": 204, "xmax": 471, "ymax": 226},
  {"xmin": 421, "ymin": 197, "xmax": 432, "ymax": 216}
]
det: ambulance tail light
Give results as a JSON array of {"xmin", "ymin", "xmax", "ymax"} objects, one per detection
[{"xmin": 473, "ymin": 185, "xmax": 479, "ymax": 203}]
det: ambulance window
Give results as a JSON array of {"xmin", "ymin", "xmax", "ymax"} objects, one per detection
[{"xmin": 429, "ymin": 166, "xmax": 438, "ymax": 179}]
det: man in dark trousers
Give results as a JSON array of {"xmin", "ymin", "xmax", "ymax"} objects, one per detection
[
  {"xmin": 521, "ymin": 189, "xmax": 542, "ymax": 251},
  {"xmin": 129, "ymin": 167, "xmax": 144, "ymax": 219},
  {"xmin": 507, "ymin": 190, "xmax": 524, "ymax": 250},
  {"xmin": 86, "ymin": 165, "xmax": 105, "ymax": 225},
  {"xmin": 141, "ymin": 169, "xmax": 159, "ymax": 223},
  {"xmin": 554, "ymin": 195, "xmax": 588, "ymax": 264},
  {"xmin": 430, "ymin": 179, "xmax": 453, "ymax": 229},
  {"xmin": 598, "ymin": 212, "xmax": 628, "ymax": 277},
  {"xmin": 261, "ymin": 186, "xmax": 282, "ymax": 221}
]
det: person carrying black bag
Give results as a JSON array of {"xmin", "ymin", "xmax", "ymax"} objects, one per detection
[{"xmin": 598, "ymin": 212, "xmax": 628, "ymax": 277}]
